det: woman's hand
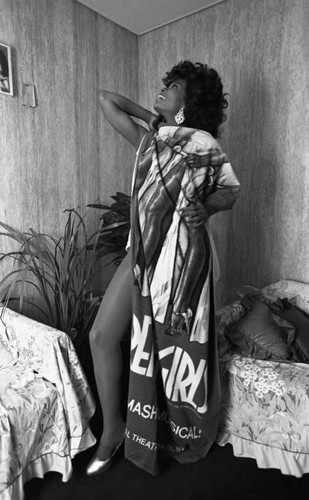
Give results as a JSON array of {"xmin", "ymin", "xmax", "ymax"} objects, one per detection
[{"xmin": 179, "ymin": 199, "xmax": 210, "ymax": 227}]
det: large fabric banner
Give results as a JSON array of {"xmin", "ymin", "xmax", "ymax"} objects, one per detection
[{"xmin": 124, "ymin": 126, "xmax": 239, "ymax": 475}]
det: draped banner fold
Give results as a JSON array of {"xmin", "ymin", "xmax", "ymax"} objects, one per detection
[{"xmin": 124, "ymin": 126, "xmax": 240, "ymax": 475}]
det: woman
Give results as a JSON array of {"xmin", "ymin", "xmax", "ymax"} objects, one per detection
[{"xmin": 87, "ymin": 60, "xmax": 240, "ymax": 476}]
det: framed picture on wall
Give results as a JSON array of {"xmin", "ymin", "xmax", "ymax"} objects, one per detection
[{"xmin": 0, "ymin": 42, "xmax": 13, "ymax": 97}]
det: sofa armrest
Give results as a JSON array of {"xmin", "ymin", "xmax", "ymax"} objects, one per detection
[
  {"xmin": 0, "ymin": 305, "xmax": 95, "ymax": 419},
  {"xmin": 0, "ymin": 306, "xmax": 71, "ymax": 372}
]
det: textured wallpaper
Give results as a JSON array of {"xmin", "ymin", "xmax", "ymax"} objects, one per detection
[
  {"xmin": 0, "ymin": 0, "xmax": 138, "ymax": 309},
  {"xmin": 0, "ymin": 0, "xmax": 137, "ymax": 239},
  {"xmin": 0, "ymin": 0, "xmax": 308, "ymax": 313},
  {"xmin": 138, "ymin": 0, "xmax": 309, "ymax": 306}
]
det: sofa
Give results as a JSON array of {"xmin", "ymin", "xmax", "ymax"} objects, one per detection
[
  {"xmin": 216, "ymin": 280, "xmax": 309, "ymax": 477},
  {"xmin": 0, "ymin": 306, "xmax": 96, "ymax": 500}
]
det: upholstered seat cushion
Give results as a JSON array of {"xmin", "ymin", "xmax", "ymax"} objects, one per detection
[
  {"xmin": 0, "ymin": 306, "xmax": 96, "ymax": 500},
  {"xmin": 217, "ymin": 280, "xmax": 309, "ymax": 478}
]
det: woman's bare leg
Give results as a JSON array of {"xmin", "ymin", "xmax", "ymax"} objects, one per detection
[{"xmin": 89, "ymin": 251, "xmax": 132, "ymax": 459}]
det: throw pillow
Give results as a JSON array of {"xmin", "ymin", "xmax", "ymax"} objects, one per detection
[
  {"xmin": 227, "ymin": 299, "xmax": 293, "ymax": 360},
  {"xmin": 269, "ymin": 302, "xmax": 309, "ymax": 363}
]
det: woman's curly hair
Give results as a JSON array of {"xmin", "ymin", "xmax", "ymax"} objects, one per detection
[{"xmin": 162, "ymin": 60, "xmax": 228, "ymax": 138}]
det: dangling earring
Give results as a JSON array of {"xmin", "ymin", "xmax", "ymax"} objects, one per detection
[{"xmin": 174, "ymin": 106, "xmax": 185, "ymax": 125}]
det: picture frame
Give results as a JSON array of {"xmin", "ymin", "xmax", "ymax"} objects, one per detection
[{"xmin": 0, "ymin": 42, "xmax": 13, "ymax": 97}]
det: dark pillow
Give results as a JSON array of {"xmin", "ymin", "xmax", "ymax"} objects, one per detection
[
  {"xmin": 227, "ymin": 299, "xmax": 293, "ymax": 360},
  {"xmin": 269, "ymin": 303, "xmax": 309, "ymax": 363}
]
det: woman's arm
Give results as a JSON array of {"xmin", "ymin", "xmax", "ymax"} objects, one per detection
[
  {"xmin": 203, "ymin": 187, "xmax": 241, "ymax": 215},
  {"xmin": 98, "ymin": 90, "xmax": 157, "ymax": 149},
  {"xmin": 180, "ymin": 188, "xmax": 240, "ymax": 227}
]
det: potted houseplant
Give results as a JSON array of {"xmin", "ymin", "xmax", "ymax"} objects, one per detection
[
  {"xmin": 0, "ymin": 192, "xmax": 131, "ymax": 350},
  {"xmin": 87, "ymin": 191, "xmax": 131, "ymax": 265}
]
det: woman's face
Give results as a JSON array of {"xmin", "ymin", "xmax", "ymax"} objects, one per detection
[{"xmin": 153, "ymin": 79, "xmax": 187, "ymax": 123}]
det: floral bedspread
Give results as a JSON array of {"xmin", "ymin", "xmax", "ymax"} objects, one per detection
[
  {"xmin": 0, "ymin": 307, "xmax": 96, "ymax": 500},
  {"xmin": 216, "ymin": 280, "xmax": 309, "ymax": 477}
]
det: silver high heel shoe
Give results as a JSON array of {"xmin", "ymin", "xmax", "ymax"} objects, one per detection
[{"xmin": 86, "ymin": 435, "xmax": 125, "ymax": 476}]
